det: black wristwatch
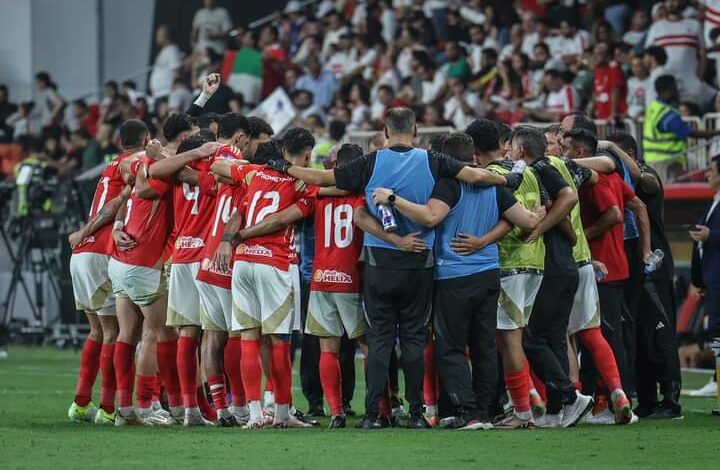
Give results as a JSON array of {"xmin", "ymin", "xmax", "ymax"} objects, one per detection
[
  {"xmin": 222, "ymin": 233, "xmax": 242, "ymax": 246},
  {"xmin": 387, "ymin": 194, "xmax": 396, "ymax": 206}
]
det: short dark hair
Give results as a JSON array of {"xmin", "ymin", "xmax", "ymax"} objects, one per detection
[
  {"xmin": 607, "ymin": 132, "xmax": 638, "ymax": 158},
  {"xmin": 253, "ymin": 140, "xmax": 283, "ymax": 165},
  {"xmin": 328, "ymin": 120, "xmax": 347, "ymax": 141},
  {"xmin": 497, "ymin": 122, "xmax": 512, "ymax": 145},
  {"xmin": 481, "ymin": 47, "xmax": 498, "ymax": 62},
  {"xmin": 104, "ymin": 80, "xmax": 118, "ymax": 91},
  {"xmin": 177, "ymin": 132, "xmax": 211, "ymax": 154},
  {"xmin": 119, "ymin": 119, "xmax": 149, "ymax": 149},
  {"xmin": 564, "ymin": 128, "xmax": 598, "ymax": 155},
  {"xmin": 197, "ymin": 112, "xmax": 221, "ymax": 130},
  {"xmin": 442, "ymin": 132, "xmax": 474, "ymax": 163},
  {"xmin": 510, "ymin": 126, "xmax": 546, "ymax": 159},
  {"xmin": 644, "ymin": 45, "xmax": 667, "ymax": 66},
  {"xmin": 655, "ymin": 74, "xmax": 676, "ymax": 95},
  {"xmin": 35, "ymin": 71, "xmax": 51, "ymax": 84},
  {"xmin": 195, "ymin": 128, "xmax": 217, "ymax": 143},
  {"xmin": 282, "ymin": 127, "xmax": 316, "ymax": 157},
  {"xmin": 534, "ymin": 42, "xmax": 550, "ymax": 55},
  {"xmin": 163, "ymin": 113, "xmax": 193, "ymax": 142},
  {"xmin": 429, "ymin": 134, "xmax": 448, "ymax": 153},
  {"xmin": 122, "ymin": 80, "xmax": 137, "ymax": 90},
  {"xmin": 73, "ymin": 99, "xmax": 88, "ymax": 110},
  {"xmin": 566, "ymin": 112, "xmax": 598, "ymax": 135},
  {"xmin": 336, "ymin": 143, "xmax": 363, "ymax": 167},
  {"xmin": 465, "ymin": 119, "xmax": 500, "ymax": 153},
  {"xmin": 385, "ymin": 107, "xmax": 416, "ymax": 135},
  {"xmin": 248, "ymin": 116, "xmax": 274, "ymax": 139},
  {"xmin": 218, "ymin": 113, "xmax": 250, "ymax": 139}
]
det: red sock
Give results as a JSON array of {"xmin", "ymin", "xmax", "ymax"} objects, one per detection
[
  {"xmin": 176, "ymin": 336, "xmax": 199, "ymax": 408},
  {"xmin": 224, "ymin": 337, "xmax": 245, "ymax": 406},
  {"xmin": 319, "ymin": 351, "xmax": 343, "ymax": 416},
  {"xmin": 152, "ymin": 374, "xmax": 162, "ymax": 403},
  {"xmin": 135, "ymin": 374, "xmax": 155, "ymax": 409},
  {"xmin": 74, "ymin": 338, "xmax": 101, "ymax": 406},
  {"xmin": 208, "ymin": 374, "xmax": 228, "ymax": 411},
  {"xmin": 156, "ymin": 340, "xmax": 182, "ymax": 408},
  {"xmin": 578, "ymin": 328, "xmax": 622, "ymax": 391},
  {"xmin": 529, "ymin": 366, "xmax": 546, "ymax": 402},
  {"xmin": 270, "ymin": 342, "xmax": 292, "ymax": 405},
  {"xmin": 422, "ymin": 340, "xmax": 437, "ymax": 406},
  {"xmin": 113, "ymin": 341, "xmax": 135, "ymax": 408},
  {"xmin": 505, "ymin": 365, "xmax": 531, "ymax": 414},
  {"xmin": 573, "ymin": 381, "xmax": 582, "ymax": 391},
  {"xmin": 198, "ymin": 385, "xmax": 217, "ymax": 420},
  {"xmin": 265, "ymin": 377, "xmax": 274, "ymax": 393},
  {"xmin": 240, "ymin": 339, "xmax": 262, "ymax": 402},
  {"xmin": 99, "ymin": 342, "xmax": 116, "ymax": 413}
]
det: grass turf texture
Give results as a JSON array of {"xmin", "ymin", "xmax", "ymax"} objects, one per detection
[{"xmin": 1, "ymin": 347, "xmax": 718, "ymax": 470}]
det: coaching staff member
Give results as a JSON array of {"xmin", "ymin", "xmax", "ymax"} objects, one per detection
[{"xmin": 267, "ymin": 108, "xmax": 520, "ymax": 428}]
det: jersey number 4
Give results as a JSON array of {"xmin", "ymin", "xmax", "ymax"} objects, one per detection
[{"xmin": 323, "ymin": 203, "xmax": 353, "ymax": 249}]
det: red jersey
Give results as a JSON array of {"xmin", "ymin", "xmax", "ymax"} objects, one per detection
[
  {"xmin": 73, "ymin": 152, "xmax": 131, "ymax": 255},
  {"xmin": 112, "ymin": 157, "xmax": 173, "ymax": 268},
  {"xmin": 232, "ymin": 166, "xmax": 317, "ymax": 271},
  {"xmin": 170, "ymin": 157, "xmax": 218, "ymax": 264},
  {"xmin": 310, "ymin": 195, "xmax": 365, "ymax": 293},
  {"xmin": 580, "ymin": 173, "xmax": 634, "ymax": 283},
  {"xmin": 593, "ymin": 62, "xmax": 627, "ymax": 120}
]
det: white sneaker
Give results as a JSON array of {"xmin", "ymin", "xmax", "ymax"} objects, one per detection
[
  {"xmin": 230, "ymin": 405, "xmax": 250, "ymax": 426},
  {"xmin": 242, "ymin": 418, "xmax": 265, "ymax": 430},
  {"xmin": 560, "ymin": 392, "xmax": 594, "ymax": 428},
  {"xmin": 165, "ymin": 406, "xmax": 184, "ymax": 425},
  {"xmin": 688, "ymin": 378, "xmax": 718, "ymax": 397},
  {"xmin": 138, "ymin": 407, "xmax": 171, "ymax": 425},
  {"xmin": 458, "ymin": 420, "xmax": 493, "ymax": 431},
  {"xmin": 183, "ymin": 408, "xmax": 213, "ymax": 426},
  {"xmin": 534, "ymin": 412, "xmax": 562, "ymax": 428},
  {"xmin": 284, "ymin": 413, "xmax": 313, "ymax": 428},
  {"xmin": 115, "ymin": 408, "xmax": 146, "ymax": 426},
  {"xmin": 582, "ymin": 408, "xmax": 615, "ymax": 425}
]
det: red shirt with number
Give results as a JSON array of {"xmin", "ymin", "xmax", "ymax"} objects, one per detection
[
  {"xmin": 593, "ymin": 61, "xmax": 627, "ymax": 120},
  {"xmin": 580, "ymin": 173, "xmax": 634, "ymax": 283},
  {"xmin": 231, "ymin": 166, "xmax": 317, "ymax": 271},
  {"xmin": 196, "ymin": 162, "xmax": 260, "ymax": 288},
  {"xmin": 73, "ymin": 151, "xmax": 133, "ymax": 255},
  {"xmin": 112, "ymin": 157, "xmax": 173, "ymax": 268},
  {"xmin": 310, "ymin": 194, "xmax": 365, "ymax": 293}
]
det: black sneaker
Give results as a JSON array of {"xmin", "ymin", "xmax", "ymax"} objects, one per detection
[
  {"xmin": 356, "ymin": 415, "xmax": 384, "ymax": 429},
  {"xmin": 647, "ymin": 404, "xmax": 683, "ymax": 420},
  {"xmin": 439, "ymin": 416, "xmax": 467, "ymax": 429},
  {"xmin": 343, "ymin": 403, "xmax": 357, "ymax": 417},
  {"xmin": 405, "ymin": 415, "xmax": 432, "ymax": 429},
  {"xmin": 216, "ymin": 415, "xmax": 239, "ymax": 427},
  {"xmin": 633, "ymin": 405, "xmax": 656, "ymax": 419},
  {"xmin": 307, "ymin": 405, "xmax": 326, "ymax": 418},
  {"xmin": 294, "ymin": 409, "xmax": 320, "ymax": 426},
  {"xmin": 328, "ymin": 415, "xmax": 346, "ymax": 429}
]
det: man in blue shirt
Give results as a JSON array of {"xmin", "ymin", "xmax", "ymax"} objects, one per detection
[{"xmin": 295, "ymin": 55, "xmax": 338, "ymax": 109}]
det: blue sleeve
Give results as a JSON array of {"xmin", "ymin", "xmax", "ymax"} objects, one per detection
[{"xmin": 658, "ymin": 111, "xmax": 693, "ymax": 140}]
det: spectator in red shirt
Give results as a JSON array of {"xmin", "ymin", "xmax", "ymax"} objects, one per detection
[{"xmin": 590, "ymin": 42, "xmax": 627, "ymax": 120}]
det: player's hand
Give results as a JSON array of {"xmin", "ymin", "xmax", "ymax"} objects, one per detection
[
  {"xmin": 522, "ymin": 227, "xmax": 541, "ymax": 244},
  {"xmin": 394, "ymin": 232, "xmax": 426, "ymax": 253},
  {"xmin": 592, "ymin": 260, "xmax": 608, "ymax": 276},
  {"xmin": 372, "ymin": 188, "xmax": 394, "ymax": 206},
  {"xmin": 196, "ymin": 141, "xmax": 223, "ymax": 158},
  {"xmin": 113, "ymin": 229, "xmax": 137, "ymax": 251},
  {"xmin": 532, "ymin": 204, "xmax": 547, "ymax": 221},
  {"xmin": 213, "ymin": 241, "xmax": 233, "ymax": 273},
  {"xmin": 145, "ymin": 139, "xmax": 163, "ymax": 160},
  {"xmin": 689, "ymin": 224, "xmax": 710, "ymax": 242},
  {"xmin": 266, "ymin": 158, "xmax": 291, "ymax": 174},
  {"xmin": 68, "ymin": 231, "xmax": 84, "ymax": 249},
  {"xmin": 450, "ymin": 233, "xmax": 486, "ymax": 256},
  {"xmin": 504, "ymin": 172, "xmax": 524, "ymax": 191},
  {"xmin": 203, "ymin": 73, "xmax": 221, "ymax": 95}
]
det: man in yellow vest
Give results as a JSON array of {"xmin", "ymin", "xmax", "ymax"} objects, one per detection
[{"xmin": 643, "ymin": 75, "xmax": 719, "ymax": 183}]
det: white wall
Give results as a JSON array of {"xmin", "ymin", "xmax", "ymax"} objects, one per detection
[{"xmin": 0, "ymin": 0, "xmax": 155, "ymax": 103}]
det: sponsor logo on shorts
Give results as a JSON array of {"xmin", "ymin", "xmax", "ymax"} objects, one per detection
[
  {"xmin": 200, "ymin": 258, "xmax": 231, "ymax": 276},
  {"xmin": 313, "ymin": 269, "xmax": 353, "ymax": 284},
  {"xmin": 175, "ymin": 236, "xmax": 205, "ymax": 250},
  {"xmin": 236, "ymin": 244, "xmax": 273, "ymax": 258}
]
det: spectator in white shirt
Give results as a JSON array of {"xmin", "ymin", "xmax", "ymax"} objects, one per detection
[
  {"xmin": 167, "ymin": 78, "xmax": 194, "ymax": 112},
  {"xmin": 443, "ymin": 78, "xmax": 484, "ymax": 129},
  {"xmin": 523, "ymin": 69, "xmax": 577, "ymax": 122},
  {"xmin": 416, "ymin": 60, "xmax": 446, "ymax": 105},
  {"xmin": 348, "ymin": 82, "xmax": 372, "ymax": 131},
  {"xmin": 322, "ymin": 11, "xmax": 349, "ymax": 59},
  {"xmin": 499, "ymin": 24, "xmax": 525, "ymax": 63},
  {"xmin": 468, "ymin": 25, "xmax": 500, "ymax": 73},
  {"xmin": 325, "ymin": 34, "xmax": 354, "ymax": 80},
  {"xmin": 371, "ymin": 84, "xmax": 395, "ymax": 126},
  {"xmin": 380, "ymin": 0, "xmax": 398, "ymax": 43},
  {"xmin": 551, "ymin": 20, "xmax": 585, "ymax": 64},
  {"xmin": 643, "ymin": 45, "xmax": 669, "ymax": 105},
  {"xmin": 622, "ymin": 10, "xmax": 650, "ymax": 47},
  {"xmin": 627, "ymin": 57, "xmax": 651, "ymax": 119},
  {"xmin": 191, "ymin": 0, "xmax": 232, "ymax": 54},
  {"xmin": 34, "ymin": 72, "xmax": 64, "ymax": 130},
  {"xmin": 150, "ymin": 25, "xmax": 183, "ymax": 99}
]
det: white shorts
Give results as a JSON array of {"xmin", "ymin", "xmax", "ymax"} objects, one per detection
[
  {"xmin": 306, "ymin": 291, "xmax": 365, "ymax": 339},
  {"xmin": 568, "ymin": 263, "xmax": 601, "ymax": 335},
  {"xmin": 231, "ymin": 261, "xmax": 295, "ymax": 335},
  {"xmin": 289, "ymin": 264, "xmax": 302, "ymax": 332},
  {"xmin": 167, "ymin": 262, "xmax": 201, "ymax": 326},
  {"xmin": 108, "ymin": 258, "xmax": 165, "ymax": 307},
  {"xmin": 197, "ymin": 280, "xmax": 232, "ymax": 332},
  {"xmin": 69, "ymin": 252, "xmax": 114, "ymax": 314},
  {"xmin": 496, "ymin": 272, "xmax": 543, "ymax": 330}
]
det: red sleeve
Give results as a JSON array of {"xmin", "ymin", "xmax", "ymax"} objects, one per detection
[
  {"xmin": 590, "ymin": 178, "xmax": 620, "ymax": 214},
  {"xmin": 294, "ymin": 185, "xmax": 319, "ymax": 218},
  {"xmin": 230, "ymin": 164, "xmax": 247, "ymax": 185},
  {"xmin": 197, "ymin": 171, "xmax": 218, "ymax": 196},
  {"xmin": 620, "ymin": 180, "xmax": 635, "ymax": 205},
  {"xmin": 352, "ymin": 195, "xmax": 366, "ymax": 210},
  {"xmin": 144, "ymin": 160, "xmax": 172, "ymax": 196}
]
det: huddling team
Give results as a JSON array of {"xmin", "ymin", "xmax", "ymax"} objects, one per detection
[{"xmin": 65, "ymin": 78, "xmax": 673, "ymax": 430}]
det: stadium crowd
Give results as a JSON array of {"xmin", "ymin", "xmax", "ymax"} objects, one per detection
[{"xmin": 1, "ymin": 0, "xmax": 719, "ymax": 430}]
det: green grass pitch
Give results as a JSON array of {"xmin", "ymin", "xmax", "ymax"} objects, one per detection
[{"xmin": 0, "ymin": 346, "xmax": 718, "ymax": 470}]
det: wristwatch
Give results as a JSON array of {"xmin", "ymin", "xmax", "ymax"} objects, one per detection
[{"xmin": 387, "ymin": 194, "xmax": 396, "ymax": 206}]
